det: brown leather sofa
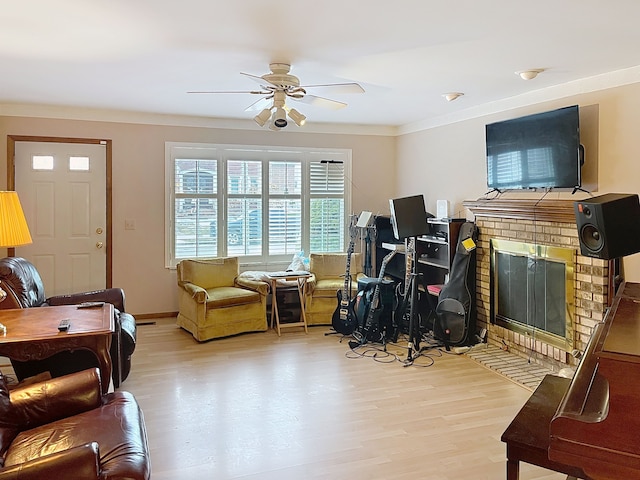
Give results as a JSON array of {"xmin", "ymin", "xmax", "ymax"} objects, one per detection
[
  {"xmin": 0, "ymin": 368, "xmax": 150, "ymax": 479},
  {"xmin": 0, "ymin": 257, "xmax": 136, "ymax": 388}
]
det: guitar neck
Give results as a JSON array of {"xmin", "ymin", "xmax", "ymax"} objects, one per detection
[
  {"xmin": 342, "ymin": 255, "xmax": 352, "ymax": 296},
  {"xmin": 402, "ymin": 237, "xmax": 415, "ymax": 296},
  {"xmin": 366, "ymin": 251, "xmax": 396, "ymax": 322},
  {"xmin": 341, "ymin": 238, "xmax": 356, "ymax": 303}
]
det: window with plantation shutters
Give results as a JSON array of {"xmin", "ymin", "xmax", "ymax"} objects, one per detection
[
  {"xmin": 309, "ymin": 158, "xmax": 345, "ymax": 253},
  {"xmin": 269, "ymin": 161, "xmax": 302, "ymax": 256},
  {"xmin": 173, "ymin": 157, "xmax": 218, "ymax": 260},
  {"xmin": 166, "ymin": 143, "xmax": 351, "ymax": 268}
]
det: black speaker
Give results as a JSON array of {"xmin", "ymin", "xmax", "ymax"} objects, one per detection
[{"xmin": 574, "ymin": 193, "xmax": 640, "ymax": 260}]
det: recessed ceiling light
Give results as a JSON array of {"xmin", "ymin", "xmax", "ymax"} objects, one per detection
[{"xmin": 516, "ymin": 69, "xmax": 545, "ymax": 80}]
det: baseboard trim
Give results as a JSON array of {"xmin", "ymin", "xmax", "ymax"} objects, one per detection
[{"xmin": 134, "ymin": 311, "xmax": 177, "ymax": 322}]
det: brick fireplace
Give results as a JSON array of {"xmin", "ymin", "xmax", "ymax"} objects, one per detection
[{"xmin": 464, "ymin": 198, "xmax": 613, "ymax": 372}]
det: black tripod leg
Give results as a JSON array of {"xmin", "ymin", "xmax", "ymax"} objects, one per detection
[{"xmin": 406, "ymin": 272, "xmax": 419, "ymax": 362}]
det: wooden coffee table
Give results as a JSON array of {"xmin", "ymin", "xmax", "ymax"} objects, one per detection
[{"xmin": 0, "ymin": 304, "xmax": 114, "ymax": 393}]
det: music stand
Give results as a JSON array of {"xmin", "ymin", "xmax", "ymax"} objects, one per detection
[
  {"xmin": 389, "ymin": 195, "xmax": 430, "ymax": 365},
  {"xmin": 357, "ymin": 211, "xmax": 375, "ymax": 277}
]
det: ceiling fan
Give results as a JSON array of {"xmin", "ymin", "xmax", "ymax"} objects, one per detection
[{"xmin": 188, "ymin": 63, "xmax": 364, "ymax": 130}]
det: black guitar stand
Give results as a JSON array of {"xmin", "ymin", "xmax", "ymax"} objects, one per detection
[
  {"xmin": 403, "ymin": 269, "xmax": 423, "ymax": 366},
  {"xmin": 397, "ymin": 237, "xmax": 424, "ymax": 366}
]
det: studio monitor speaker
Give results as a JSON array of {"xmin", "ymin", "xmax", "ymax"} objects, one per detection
[{"xmin": 574, "ymin": 193, "xmax": 640, "ymax": 260}]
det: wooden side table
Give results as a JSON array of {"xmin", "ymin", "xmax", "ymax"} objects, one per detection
[
  {"xmin": 0, "ymin": 304, "xmax": 114, "ymax": 393},
  {"xmin": 267, "ymin": 272, "xmax": 311, "ymax": 336},
  {"xmin": 501, "ymin": 374, "xmax": 586, "ymax": 480}
]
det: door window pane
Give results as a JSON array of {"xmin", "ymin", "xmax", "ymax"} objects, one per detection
[
  {"xmin": 32, "ymin": 155, "xmax": 54, "ymax": 170},
  {"xmin": 69, "ymin": 156, "xmax": 90, "ymax": 171}
]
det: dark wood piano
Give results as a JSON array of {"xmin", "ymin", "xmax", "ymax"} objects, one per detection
[{"xmin": 549, "ymin": 281, "xmax": 640, "ymax": 480}]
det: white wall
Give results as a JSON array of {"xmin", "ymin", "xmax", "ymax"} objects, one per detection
[
  {"xmin": 397, "ymin": 81, "xmax": 640, "ymax": 282},
  {"xmin": 5, "ymin": 78, "xmax": 640, "ymax": 315},
  {"xmin": 0, "ymin": 116, "xmax": 397, "ymax": 315}
]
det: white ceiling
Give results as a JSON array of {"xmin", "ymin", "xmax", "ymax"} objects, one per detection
[{"xmin": 3, "ymin": 0, "xmax": 640, "ymax": 131}]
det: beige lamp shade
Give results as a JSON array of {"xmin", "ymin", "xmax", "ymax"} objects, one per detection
[{"xmin": 0, "ymin": 191, "xmax": 33, "ymax": 248}]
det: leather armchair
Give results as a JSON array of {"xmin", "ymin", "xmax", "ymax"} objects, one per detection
[
  {"xmin": 305, "ymin": 252, "xmax": 366, "ymax": 325},
  {"xmin": 177, "ymin": 257, "xmax": 269, "ymax": 341},
  {"xmin": 0, "ymin": 256, "xmax": 136, "ymax": 388},
  {"xmin": 0, "ymin": 368, "xmax": 150, "ymax": 479}
]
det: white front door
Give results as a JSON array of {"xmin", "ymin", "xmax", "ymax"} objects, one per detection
[{"xmin": 13, "ymin": 141, "xmax": 108, "ymax": 296}]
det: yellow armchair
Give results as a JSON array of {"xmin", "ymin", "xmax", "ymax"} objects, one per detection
[
  {"xmin": 305, "ymin": 252, "xmax": 366, "ymax": 326},
  {"xmin": 176, "ymin": 257, "xmax": 269, "ymax": 341}
]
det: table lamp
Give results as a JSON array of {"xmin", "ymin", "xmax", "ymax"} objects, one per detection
[{"xmin": 0, "ymin": 191, "xmax": 33, "ymax": 303}]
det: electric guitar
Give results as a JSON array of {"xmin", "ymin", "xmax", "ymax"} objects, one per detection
[
  {"xmin": 357, "ymin": 249, "xmax": 397, "ymax": 344},
  {"xmin": 331, "ymin": 222, "xmax": 359, "ymax": 335}
]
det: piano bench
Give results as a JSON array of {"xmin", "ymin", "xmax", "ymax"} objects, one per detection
[{"xmin": 501, "ymin": 374, "xmax": 589, "ymax": 480}]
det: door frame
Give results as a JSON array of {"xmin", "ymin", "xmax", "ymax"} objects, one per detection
[{"xmin": 7, "ymin": 135, "xmax": 113, "ymax": 287}]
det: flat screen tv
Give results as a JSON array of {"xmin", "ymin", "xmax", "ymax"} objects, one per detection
[
  {"xmin": 485, "ymin": 105, "xmax": 582, "ymax": 191},
  {"xmin": 389, "ymin": 194, "xmax": 429, "ymax": 240}
]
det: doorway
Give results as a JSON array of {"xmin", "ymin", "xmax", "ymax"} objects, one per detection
[{"xmin": 7, "ymin": 136, "xmax": 113, "ymax": 295}]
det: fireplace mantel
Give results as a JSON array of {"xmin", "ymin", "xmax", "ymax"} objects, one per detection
[{"xmin": 463, "ymin": 198, "xmax": 576, "ymax": 224}]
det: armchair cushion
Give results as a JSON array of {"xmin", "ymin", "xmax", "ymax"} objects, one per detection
[
  {"xmin": 206, "ymin": 286, "xmax": 261, "ymax": 308},
  {"xmin": 0, "ymin": 369, "xmax": 150, "ymax": 479},
  {"xmin": 178, "ymin": 257, "xmax": 238, "ymax": 289},
  {"xmin": 9, "ymin": 368, "xmax": 103, "ymax": 430},
  {"xmin": 309, "ymin": 252, "xmax": 363, "ymax": 279},
  {"xmin": 0, "ymin": 442, "xmax": 100, "ymax": 479},
  {"xmin": 0, "ymin": 257, "xmax": 46, "ymax": 309},
  {"xmin": 47, "ymin": 288, "xmax": 126, "ymax": 313}
]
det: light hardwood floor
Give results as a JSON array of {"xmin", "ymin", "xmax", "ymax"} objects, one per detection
[{"xmin": 124, "ymin": 318, "xmax": 566, "ymax": 480}]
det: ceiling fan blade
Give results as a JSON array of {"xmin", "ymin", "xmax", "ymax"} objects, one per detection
[
  {"xmin": 293, "ymin": 94, "xmax": 347, "ymax": 110},
  {"xmin": 298, "ymin": 82, "xmax": 365, "ymax": 94},
  {"xmin": 240, "ymin": 72, "xmax": 272, "ymax": 87},
  {"xmin": 244, "ymin": 96, "xmax": 272, "ymax": 112},
  {"xmin": 187, "ymin": 90, "xmax": 268, "ymax": 95}
]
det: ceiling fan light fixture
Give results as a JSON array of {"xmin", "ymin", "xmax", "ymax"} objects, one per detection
[
  {"xmin": 443, "ymin": 92, "xmax": 464, "ymax": 102},
  {"xmin": 254, "ymin": 108, "xmax": 272, "ymax": 127},
  {"xmin": 516, "ymin": 69, "xmax": 544, "ymax": 80},
  {"xmin": 273, "ymin": 107, "xmax": 288, "ymax": 128},
  {"xmin": 288, "ymin": 108, "xmax": 306, "ymax": 127}
]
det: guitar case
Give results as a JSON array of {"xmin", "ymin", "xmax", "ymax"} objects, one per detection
[{"xmin": 434, "ymin": 222, "xmax": 478, "ymax": 348}]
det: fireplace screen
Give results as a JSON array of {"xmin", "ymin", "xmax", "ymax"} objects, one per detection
[{"xmin": 490, "ymin": 239, "xmax": 575, "ymax": 350}]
